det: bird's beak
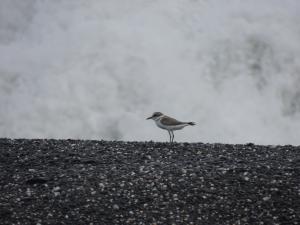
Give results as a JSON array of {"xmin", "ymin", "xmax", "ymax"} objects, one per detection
[{"xmin": 146, "ymin": 116, "xmax": 153, "ymax": 120}]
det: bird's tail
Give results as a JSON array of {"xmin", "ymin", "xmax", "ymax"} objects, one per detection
[{"xmin": 187, "ymin": 122, "xmax": 196, "ymax": 126}]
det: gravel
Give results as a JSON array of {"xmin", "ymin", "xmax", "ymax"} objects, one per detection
[{"xmin": 0, "ymin": 138, "xmax": 299, "ymax": 225}]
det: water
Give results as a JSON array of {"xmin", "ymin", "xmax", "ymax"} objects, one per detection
[{"xmin": 1, "ymin": 0, "xmax": 300, "ymax": 144}]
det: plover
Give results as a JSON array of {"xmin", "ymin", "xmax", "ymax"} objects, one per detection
[{"xmin": 147, "ymin": 112, "xmax": 195, "ymax": 143}]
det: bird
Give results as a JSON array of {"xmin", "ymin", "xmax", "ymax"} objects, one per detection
[{"xmin": 147, "ymin": 112, "xmax": 195, "ymax": 143}]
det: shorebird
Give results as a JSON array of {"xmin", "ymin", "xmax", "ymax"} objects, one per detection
[{"xmin": 147, "ymin": 112, "xmax": 195, "ymax": 143}]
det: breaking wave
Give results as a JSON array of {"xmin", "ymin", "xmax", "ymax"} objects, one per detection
[{"xmin": 1, "ymin": 0, "xmax": 300, "ymax": 144}]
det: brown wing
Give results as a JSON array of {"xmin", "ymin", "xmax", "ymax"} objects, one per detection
[{"xmin": 160, "ymin": 116, "xmax": 185, "ymax": 126}]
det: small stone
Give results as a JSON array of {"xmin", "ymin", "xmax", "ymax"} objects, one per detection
[
  {"xmin": 53, "ymin": 186, "xmax": 60, "ymax": 191},
  {"xmin": 26, "ymin": 188, "xmax": 31, "ymax": 196},
  {"xmin": 113, "ymin": 204, "xmax": 119, "ymax": 210}
]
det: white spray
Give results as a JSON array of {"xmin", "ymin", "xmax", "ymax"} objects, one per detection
[{"xmin": 0, "ymin": 0, "xmax": 300, "ymax": 144}]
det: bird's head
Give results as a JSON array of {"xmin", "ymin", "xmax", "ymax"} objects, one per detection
[{"xmin": 147, "ymin": 112, "xmax": 163, "ymax": 120}]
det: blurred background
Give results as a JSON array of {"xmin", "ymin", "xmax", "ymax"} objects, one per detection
[{"xmin": 1, "ymin": 0, "xmax": 300, "ymax": 145}]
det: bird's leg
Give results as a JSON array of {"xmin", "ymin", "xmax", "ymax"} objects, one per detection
[
  {"xmin": 173, "ymin": 132, "xmax": 175, "ymax": 143},
  {"xmin": 171, "ymin": 131, "xmax": 174, "ymax": 143},
  {"xmin": 167, "ymin": 130, "xmax": 171, "ymax": 143}
]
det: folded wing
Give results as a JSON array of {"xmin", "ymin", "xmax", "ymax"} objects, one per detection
[{"xmin": 160, "ymin": 116, "xmax": 185, "ymax": 126}]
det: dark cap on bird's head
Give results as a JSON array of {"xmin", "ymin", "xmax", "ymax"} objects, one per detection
[{"xmin": 147, "ymin": 112, "xmax": 163, "ymax": 120}]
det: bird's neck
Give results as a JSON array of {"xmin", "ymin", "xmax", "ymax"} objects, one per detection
[{"xmin": 154, "ymin": 115, "xmax": 164, "ymax": 122}]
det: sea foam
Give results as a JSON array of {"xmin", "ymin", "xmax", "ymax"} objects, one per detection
[{"xmin": 0, "ymin": 0, "xmax": 300, "ymax": 144}]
